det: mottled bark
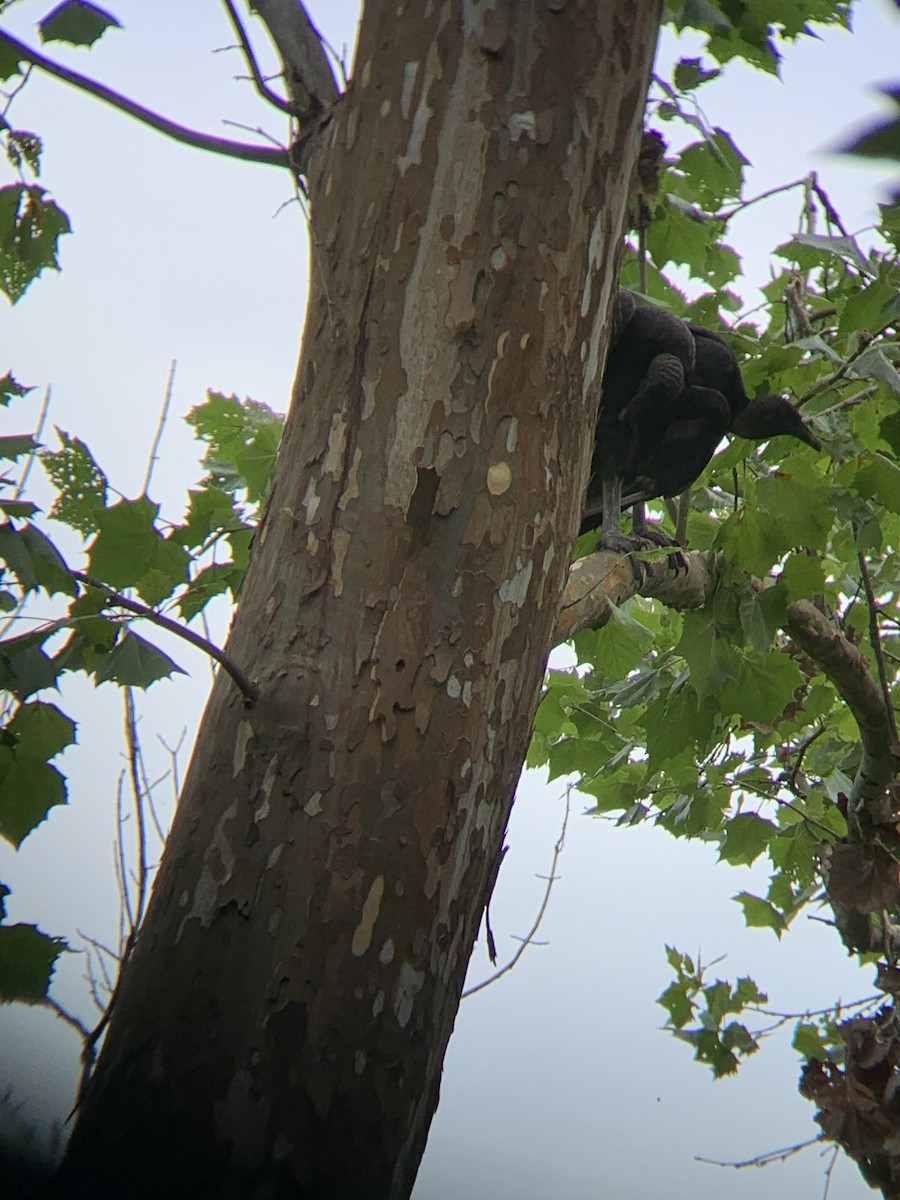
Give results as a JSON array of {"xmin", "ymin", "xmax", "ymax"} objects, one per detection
[{"xmin": 64, "ymin": 2, "xmax": 664, "ymax": 1196}]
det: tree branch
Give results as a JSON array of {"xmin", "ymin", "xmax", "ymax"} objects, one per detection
[
  {"xmin": 72, "ymin": 570, "xmax": 259, "ymax": 706},
  {"xmin": 784, "ymin": 599, "xmax": 900, "ymax": 806},
  {"xmin": 220, "ymin": 0, "xmax": 293, "ymax": 114},
  {"xmin": 0, "ymin": 29, "xmax": 291, "ymax": 170},
  {"xmin": 248, "ymin": 0, "xmax": 340, "ymax": 122},
  {"xmin": 553, "ymin": 546, "xmax": 717, "ymax": 645}
]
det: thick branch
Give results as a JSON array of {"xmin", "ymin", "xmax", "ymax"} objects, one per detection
[
  {"xmin": 784, "ymin": 599, "xmax": 900, "ymax": 805},
  {"xmin": 220, "ymin": 0, "xmax": 293, "ymax": 115},
  {"xmin": 249, "ymin": 0, "xmax": 339, "ymax": 122},
  {"xmin": 0, "ymin": 29, "xmax": 290, "ymax": 169},
  {"xmin": 553, "ymin": 547, "xmax": 716, "ymax": 644},
  {"xmin": 72, "ymin": 571, "xmax": 259, "ymax": 705}
]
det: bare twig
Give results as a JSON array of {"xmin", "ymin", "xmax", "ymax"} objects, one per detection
[
  {"xmin": 123, "ymin": 689, "xmax": 150, "ymax": 934},
  {"xmin": 463, "ymin": 790, "xmax": 571, "ymax": 998},
  {"xmin": 14, "ymin": 384, "xmax": 50, "ymax": 500},
  {"xmin": 715, "ymin": 178, "xmax": 810, "ymax": 223},
  {"xmin": 220, "ymin": 0, "xmax": 292, "ymax": 114},
  {"xmin": 71, "ymin": 570, "xmax": 259, "ymax": 705},
  {"xmin": 40, "ymin": 996, "xmax": 91, "ymax": 1041},
  {"xmin": 788, "ymin": 725, "xmax": 826, "ymax": 794},
  {"xmin": 141, "ymin": 361, "xmax": 176, "ymax": 497},
  {"xmin": 857, "ymin": 551, "xmax": 900, "ymax": 747},
  {"xmin": 0, "ymin": 29, "xmax": 291, "ymax": 169},
  {"xmin": 695, "ymin": 1134, "xmax": 825, "ymax": 1170}
]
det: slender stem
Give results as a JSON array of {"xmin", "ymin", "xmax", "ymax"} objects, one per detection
[
  {"xmin": 463, "ymin": 790, "xmax": 571, "ymax": 997},
  {"xmin": 141, "ymin": 360, "xmax": 176, "ymax": 497},
  {"xmin": 123, "ymin": 689, "xmax": 149, "ymax": 933},
  {"xmin": 0, "ymin": 29, "xmax": 291, "ymax": 169},
  {"xmin": 220, "ymin": 0, "xmax": 293, "ymax": 114},
  {"xmin": 72, "ymin": 570, "xmax": 259, "ymax": 705},
  {"xmin": 857, "ymin": 551, "xmax": 900, "ymax": 747}
]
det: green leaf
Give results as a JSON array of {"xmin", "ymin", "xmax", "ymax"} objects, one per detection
[
  {"xmin": 41, "ymin": 430, "xmax": 109, "ymax": 534},
  {"xmin": 719, "ymin": 812, "xmax": 777, "ymax": 866},
  {"xmin": 0, "ymin": 921, "xmax": 66, "ymax": 1002},
  {"xmin": 792, "ymin": 1021, "xmax": 831, "ymax": 1062},
  {"xmin": 573, "ymin": 601, "xmax": 654, "ymax": 680},
  {"xmin": 733, "ymin": 891, "xmax": 787, "ymax": 936},
  {"xmin": 187, "ymin": 392, "xmax": 284, "ymax": 506},
  {"xmin": 675, "ymin": 610, "xmax": 741, "ymax": 699},
  {"xmin": 0, "ymin": 372, "xmax": 32, "ymax": 407},
  {"xmin": 779, "ymin": 551, "xmax": 826, "ymax": 602},
  {"xmin": 658, "ymin": 980, "xmax": 695, "ymax": 1028},
  {"xmin": 38, "ymin": 1, "xmax": 121, "ymax": 47},
  {"xmin": 0, "ymin": 630, "xmax": 61, "ymax": 699},
  {"xmin": 0, "ymin": 184, "xmax": 71, "ymax": 303},
  {"xmin": 6, "ymin": 129, "xmax": 42, "ymax": 177},
  {"xmin": 178, "ymin": 563, "xmax": 239, "ymax": 621},
  {"xmin": 672, "ymin": 57, "xmax": 721, "ymax": 91},
  {"xmin": 92, "ymin": 630, "xmax": 185, "ymax": 688},
  {"xmin": 5, "ymin": 701, "xmax": 76, "ymax": 761},
  {"xmin": 838, "ymin": 279, "xmax": 898, "ymax": 337},
  {"xmin": 853, "ymin": 347, "xmax": 900, "ymax": 395},
  {"xmin": 851, "ymin": 454, "xmax": 900, "ymax": 515},
  {"xmin": 644, "ymin": 685, "xmax": 714, "ymax": 767},
  {"xmin": 88, "ymin": 497, "xmax": 189, "ymax": 603},
  {"xmin": 720, "ymin": 650, "xmax": 803, "ymax": 725},
  {"xmin": 0, "ymin": 702, "xmax": 75, "ymax": 846},
  {"xmin": 0, "ymin": 520, "xmax": 74, "ymax": 596},
  {"xmin": 753, "ymin": 460, "xmax": 834, "ymax": 548}
]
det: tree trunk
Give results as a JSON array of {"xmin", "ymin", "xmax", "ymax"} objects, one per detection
[{"xmin": 63, "ymin": 2, "xmax": 663, "ymax": 1196}]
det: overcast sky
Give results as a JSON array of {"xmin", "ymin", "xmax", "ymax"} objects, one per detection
[{"xmin": 1, "ymin": 2, "xmax": 899, "ymax": 1196}]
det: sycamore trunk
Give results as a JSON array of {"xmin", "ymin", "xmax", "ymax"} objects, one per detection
[{"xmin": 64, "ymin": 3, "xmax": 663, "ymax": 1196}]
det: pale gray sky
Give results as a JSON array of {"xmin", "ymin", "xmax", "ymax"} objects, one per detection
[{"xmin": 1, "ymin": 2, "xmax": 898, "ymax": 1196}]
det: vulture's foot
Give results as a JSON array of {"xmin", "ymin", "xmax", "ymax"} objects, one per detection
[
  {"xmin": 595, "ymin": 531, "xmax": 649, "ymax": 585},
  {"xmin": 635, "ymin": 526, "xmax": 688, "ymax": 574}
]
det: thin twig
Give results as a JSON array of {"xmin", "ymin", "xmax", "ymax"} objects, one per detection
[
  {"xmin": 696, "ymin": 1134, "xmax": 825, "ymax": 1169},
  {"xmin": 463, "ymin": 790, "xmax": 571, "ymax": 998},
  {"xmin": 714, "ymin": 177, "xmax": 809, "ymax": 223},
  {"xmin": 0, "ymin": 29, "xmax": 290, "ymax": 169},
  {"xmin": 123, "ymin": 689, "xmax": 149, "ymax": 933},
  {"xmin": 789, "ymin": 725, "xmax": 826, "ymax": 794},
  {"xmin": 71, "ymin": 570, "xmax": 259, "ymax": 705},
  {"xmin": 40, "ymin": 996, "xmax": 91, "ymax": 1041},
  {"xmin": 857, "ymin": 551, "xmax": 900, "ymax": 747},
  {"xmin": 141, "ymin": 361, "xmax": 176, "ymax": 497},
  {"xmin": 14, "ymin": 384, "xmax": 50, "ymax": 500},
  {"xmin": 220, "ymin": 0, "xmax": 293, "ymax": 113}
]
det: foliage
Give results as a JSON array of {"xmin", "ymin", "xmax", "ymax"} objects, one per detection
[
  {"xmin": 0, "ymin": 385, "xmax": 282, "ymax": 999},
  {"xmin": 0, "ymin": 0, "xmax": 898, "ymax": 1190},
  {"xmin": 529, "ymin": 54, "xmax": 900, "ymax": 1103}
]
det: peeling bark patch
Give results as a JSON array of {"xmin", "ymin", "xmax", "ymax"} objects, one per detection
[
  {"xmin": 398, "ymin": 40, "xmax": 442, "ymax": 175},
  {"xmin": 393, "ymin": 962, "xmax": 425, "ymax": 1029},
  {"xmin": 332, "ymin": 529, "xmax": 351, "ymax": 597},
  {"xmin": 255, "ymin": 756, "xmax": 279, "ymax": 822},
  {"xmin": 232, "ymin": 719, "xmax": 254, "ymax": 777},
  {"xmin": 498, "ymin": 558, "xmax": 534, "ymax": 605},
  {"xmin": 304, "ymin": 792, "xmax": 323, "ymax": 816},
  {"xmin": 178, "ymin": 799, "xmax": 239, "ymax": 938},
  {"xmin": 508, "ymin": 111, "xmax": 537, "ymax": 141},
  {"xmin": 486, "ymin": 461, "xmax": 512, "ymax": 495},
  {"xmin": 351, "ymin": 875, "xmax": 385, "ymax": 957},
  {"xmin": 379, "ymin": 938, "xmax": 395, "ymax": 965},
  {"xmin": 400, "ymin": 61, "xmax": 419, "ymax": 120}
]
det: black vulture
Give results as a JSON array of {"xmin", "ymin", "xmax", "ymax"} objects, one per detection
[
  {"xmin": 586, "ymin": 291, "xmax": 696, "ymax": 549},
  {"xmin": 581, "ymin": 296, "xmax": 822, "ymax": 542}
]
